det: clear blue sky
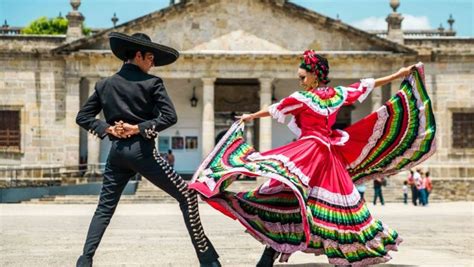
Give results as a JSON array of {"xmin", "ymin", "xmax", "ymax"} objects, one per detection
[{"xmin": 1, "ymin": 0, "xmax": 472, "ymax": 36}]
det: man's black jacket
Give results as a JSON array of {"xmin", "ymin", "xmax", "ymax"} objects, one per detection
[{"xmin": 76, "ymin": 63, "xmax": 177, "ymax": 140}]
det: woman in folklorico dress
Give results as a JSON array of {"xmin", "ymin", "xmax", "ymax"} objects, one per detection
[{"xmin": 189, "ymin": 50, "xmax": 436, "ymax": 266}]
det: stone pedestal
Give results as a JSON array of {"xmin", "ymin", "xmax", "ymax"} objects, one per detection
[
  {"xmin": 386, "ymin": 0, "xmax": 404, "ymax": 44},
  {"xmin": 66, "ymin": 0, "xmax": 85, "ymax": 42}
]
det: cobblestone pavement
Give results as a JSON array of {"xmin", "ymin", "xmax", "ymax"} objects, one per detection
[{"xmin": 1, "ymin": 202, "xmax": 473, "ymax": 266}]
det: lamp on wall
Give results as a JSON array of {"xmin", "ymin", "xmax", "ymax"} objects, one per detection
[
  {"xmin": 190, "ymin": 86, "xmax": 198, "ymax": 107},
  {"xmin": 271, "ymin": 84, "xmax": 278, "ymax": 104}
]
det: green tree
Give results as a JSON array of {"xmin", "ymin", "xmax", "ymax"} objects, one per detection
[{"xmin": 21, "ymin": 16, "xmax": 91, "ymax": 36}]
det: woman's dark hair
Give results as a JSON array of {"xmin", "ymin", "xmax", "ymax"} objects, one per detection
[{"xmin": 300, "ymin": 50, "xmax": 330, "ymax": 84}]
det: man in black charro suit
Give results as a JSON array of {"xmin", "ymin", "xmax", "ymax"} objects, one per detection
[{"xmin": 75, "ymin": 32, "xmax": 220, "ymax": 267}]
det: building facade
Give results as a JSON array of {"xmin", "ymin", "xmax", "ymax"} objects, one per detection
[{"xmin": 0, "ymin": 0, "xmax": 473, "ymax": 188}]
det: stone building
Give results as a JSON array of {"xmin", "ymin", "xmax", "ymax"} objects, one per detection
[{"xmin": 0, "ymin": 0, "xmax": 473, "ymax": 190}]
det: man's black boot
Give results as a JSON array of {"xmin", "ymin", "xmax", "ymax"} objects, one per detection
[
  {"xmin": 256, "ymin": 246, "xmax": 278, "ymax": 267},
  {"xmin": 76, "ymin": 255, "xmax": 92, "ymax": 267},
  {"xmin": 200, "ymin": 259, "xmax": 222, "ymax": 267}
]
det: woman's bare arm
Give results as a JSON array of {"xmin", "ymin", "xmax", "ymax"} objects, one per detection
[
  {"xmin": 235, "ymin": 109, "xmax": 270, "ymax": 122},
  {"xmin": 374, "ymin": 64, "xmax": 416, "ymax": 88}
]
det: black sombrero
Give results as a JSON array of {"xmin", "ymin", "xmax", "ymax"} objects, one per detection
[{"xmin": 109, "ymin": 32, "xmax": 179, "ymax": 66}]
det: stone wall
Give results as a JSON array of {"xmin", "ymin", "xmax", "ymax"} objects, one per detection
[
  {"xmin": 405, "ymin": 38, "xmax": 474, "ymax": 56},
  {"xmin": 431, "ymin": 178, "xmax": 474, "ymax": 201},
  {"xmin": 0, "ymin": 0, "xmax": 472, "ymax": 185},
  {"xmin": 0, "ymin": 35, "xmax": 65, "ymax": 53},
  {"xmin": 420, "ymin": 60, "xmax": 474, "ymax": 179},
  {"xmin": 0, "ymin": 53, "xmax": 67, "ymax": 166}
]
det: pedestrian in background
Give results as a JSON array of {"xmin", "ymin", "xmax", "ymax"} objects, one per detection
[
  {"xmin": 166, "ymin": 149, "xmax": 175, "ymax": 168},
  {"xmin": 373, "ymin": 176, "xmax": 385, "ymax": 205},
  {"xmin": 409, "ymin": 169, "xmax": 419, "ymax": 206},
  {"xmin": 403, "ymin": 180, "xmax": 408, "ymax": 204},
  {"xmin": 356, "ymin": 184, "xmax": 367, "ymax": 201},
  {"xmin": 415, "ymin": 168, "xmax": 427, "ymax": 206},
  {"xmin": 424, "ymin": 171, "xmax": 433, "ymax": 204}
]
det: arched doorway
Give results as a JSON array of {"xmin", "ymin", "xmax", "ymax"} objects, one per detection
[{"xmin": 214, "ymin": 79, "xmax": 260, "ymax": 149}]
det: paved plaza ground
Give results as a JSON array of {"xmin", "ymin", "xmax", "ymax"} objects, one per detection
[{"xmin": 1, "ymin": 202, "xmax": 473, "ymax": 266}]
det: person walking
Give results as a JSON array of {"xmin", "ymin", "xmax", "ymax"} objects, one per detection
[
  {"xmin": 356, "ymin": 184, "xmax": 367, "ymax": 201},
  {"xmin": 409, "ymin": 169, "xmax": 419, "ymax": 206},
  {"xmin": 424, "ymin": 171, "xmax": 433, "ymax": 204},
  {"xmin": 166, "ymin": 149, "xmax": 175, "ymax": 168},
  {"xmin": 415, "ymin": 168, "xmax": 426, "ymax": 206},
  {"xmin": 373, "ymin": 177, "xmax": 385, "ymax": 206},
  {"xmin": 403, "ymin": 180, "xmax": 409, "ymax": 204}
]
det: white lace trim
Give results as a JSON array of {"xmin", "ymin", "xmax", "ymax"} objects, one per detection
[
  {"xmin": 287, "ymin": 117, "xmax": 301, "ymax": 138},
  {"xmin": 384, "ymin": 64, "xmax": 433, "ymax": 171},
  {"xmin": 352, "ymin": 64, "xmax": 436, "ymax": 184},
  {"xmin": 268, "ymin": 102, "xmax": 303, "ymax": 123},
  {"xmin": 309, "ymin": 185, "xmax": 361, "ymax": 206},
  {"xmin": 289, "ymin": 89, "xmax": 347, "ymax": 116},
  {"xmin": 268, "ymin": 102, "xmax": 285, "ymax": 123},
  {"xmin": 259, "ymin": 180, "xmax": 293, "ymax": 195},
  {"xmin": 306, "ymin": 227, "xmax": 402, "ymax": 266},
  {"xmin": 333, "ymin": 129, "xmax": 349, "ymax": 146},
  {"xmin": 357, "ymin": 78, "xmax": 375, "ymax": 103},
  {"xmin": 250, "ymin": 153, "xmax": 361, "ymax": 207},
  {"xmin": 349, "ymin": 106, "xmax": 389, "ymax": 169},
  {"xmin": 192, "ymin": 122, "xmax": 244, "ymax": 183},
  {"xmin": 248, "ymin": 153, "xmax": 310, "ymax": 186},
  {"xmin": 357, "ymin": 74, "xmax": 426, "ymax": 174}
]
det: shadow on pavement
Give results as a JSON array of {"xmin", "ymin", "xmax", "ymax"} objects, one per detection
[{"xmin": 276, "ymin": 264, "xmax": 419, "ymax": 267}]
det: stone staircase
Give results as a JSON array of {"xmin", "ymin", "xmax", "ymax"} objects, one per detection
[
  {"xmin": 23, "ymin": 180, "xmax": 177, "ymax": 204},
  {"xmin": 22, "ymin": 178, "xmax": 265, "ymax": 204},
  {"xmin": 362, "ymin": 174, "xmax": 444, "ymax": 204},
  {"xmin": 22, "ymin": 175, "xmax": 444, "ymax": 204}
]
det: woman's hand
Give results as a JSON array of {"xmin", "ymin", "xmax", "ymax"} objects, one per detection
[
  {"xmin": 235, "ymin": 113, "xmax": 254, "ymax": 123},
  {"xmin": 396, "ymin": 64, "xmax": 417, "ymax": 79},
  {"xmin": 374, "ymin": 64, "xmax": 417, "ymax": 88}
]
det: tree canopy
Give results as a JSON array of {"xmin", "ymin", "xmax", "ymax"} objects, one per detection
[{"xmin": 21, "ymin": 16, "xmax": 91, "ymax": 35}]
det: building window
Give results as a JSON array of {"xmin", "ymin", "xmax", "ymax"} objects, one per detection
[
  {"xmin": 0, "ymin": 110, "xmax": 21, "ymax": 150},
  {"xmin": 452, "ymin": 112, "xmax": 474, "ymax": 148}
]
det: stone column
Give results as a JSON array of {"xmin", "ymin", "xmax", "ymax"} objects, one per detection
[
  {"xmin": 371, "ymin": 85, "xmax": 383, "ymax": 111},
  {"xmin": 201, "ymin": 77, "xmax": 216, "ymax": 159},
  {"xmin": 64, "ymin": 76, "xmax": 81, "ymax": 165},
  {"xmin": 259, "ymin": 78, "xmax": 273, "ymax": 152},
  {"xmin": 86, "ymin": 77, "xmax": 101, "ymax": 175},
  {"xmin": 390, "ymin": 81, "xmax": 399, "ymax": 96}
]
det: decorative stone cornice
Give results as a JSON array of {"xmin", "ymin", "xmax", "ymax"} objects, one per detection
[{"xmin": 52, "ymin": 0, "xmax": 416, "ymax": 55}]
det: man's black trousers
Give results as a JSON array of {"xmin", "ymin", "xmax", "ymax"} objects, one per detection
[{"xmin": 79, "ymin": 136, "xmax": 219, "ymax": 264}]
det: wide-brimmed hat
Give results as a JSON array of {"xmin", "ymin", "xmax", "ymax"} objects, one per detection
[{"xmin": 109, "ymin": 32, "xmax": 179, "ymax": 66}]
